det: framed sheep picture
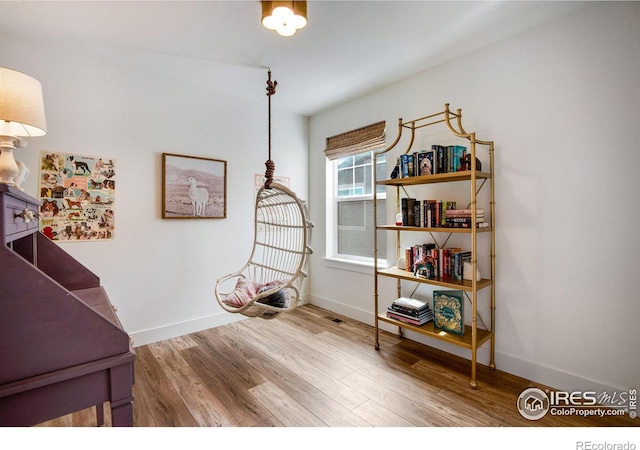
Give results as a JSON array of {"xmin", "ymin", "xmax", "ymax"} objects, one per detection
[{"xmin": 162, "ymin": 153, "xmax": 227, "ymax": 219}]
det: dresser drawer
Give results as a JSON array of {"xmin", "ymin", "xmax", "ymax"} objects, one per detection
[{"xmin": 3, "ymin": 193, "xmax": 39, "ymax": 242}]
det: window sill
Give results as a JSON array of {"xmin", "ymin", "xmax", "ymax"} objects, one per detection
[{"xmin": 323, "ymin": 256, "xmax": 389, "ymax": 275}]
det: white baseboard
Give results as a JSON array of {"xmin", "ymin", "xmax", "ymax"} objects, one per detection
[
  {"xmin": 309, "ymin": 294, "xmax": 624, "ymax": 394},
  {"xmin": 129, "ymin": 311, "xmax": 246, "ymax": 347},
  {"xmin": 495, "ymin": 351, "xmax": 628, "ymax": 394},
  {"xmin": 131, "ymin": 293, "xmax": 311, "ymax": 348}
]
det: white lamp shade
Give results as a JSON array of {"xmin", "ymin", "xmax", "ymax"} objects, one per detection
[{"xmin": 0, "ymin": 67, "xmax": 47, "ymax": 137}]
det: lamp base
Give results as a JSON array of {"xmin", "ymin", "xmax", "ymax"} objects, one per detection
[
  {"xmin": 0, "ymin": 136, "xmax": 19, "ymax": 186},
  {"xmin": 14, "ymin": 160, "xmax": 29, "ymax": 191}
]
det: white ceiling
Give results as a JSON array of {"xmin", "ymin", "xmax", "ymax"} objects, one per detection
[{"xmin": 0, "ymin": 1, "xmax": 589, "ymax": 116}]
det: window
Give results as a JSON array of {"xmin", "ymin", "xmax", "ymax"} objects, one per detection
[
  {"xmin": 333, "ymin": 152, "xmax": 387, "ymax": 262},
  {"xmin": 324, "ymin": 121, "xmax": 387, "ymax": 265}
]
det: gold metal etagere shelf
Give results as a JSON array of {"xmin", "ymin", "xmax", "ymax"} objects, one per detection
[{"xmin": 373, "ymin": 104, "xmax": 496, "ymax": 389}]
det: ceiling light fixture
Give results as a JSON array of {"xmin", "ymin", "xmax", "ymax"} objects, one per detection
[{"xmin": 262, "ymin": 1, "xmax": 307, "ymax": 37}]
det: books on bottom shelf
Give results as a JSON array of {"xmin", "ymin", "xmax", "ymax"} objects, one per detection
[{"xmin": 386, "ymin": 297, "xmax": 433, "ymax": 326}]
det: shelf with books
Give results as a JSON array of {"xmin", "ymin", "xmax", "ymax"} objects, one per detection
[
  {"xmin": 378, "ymin": 170, "xmax": 491, "ymax": 186},
  {"xmin": 377, "ymin": 225, "xmax": 492, "ymax": 233},
  {"xmin": 378, "ymin": 266, "xmax": 492, "ymax": 291},
  {"xmin": 377, "ymin": 313, "xmax": 493, "ymax": 350},
  {"xmin": 372, "ymin": 104, "xmax": 496, "ymax": 389}
]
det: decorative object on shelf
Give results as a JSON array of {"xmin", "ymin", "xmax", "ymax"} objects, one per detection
[
  {"xmin": 463, "ymin": 261, "xmax": 481, "ymax": 281},
  {"xmin": 162, "ymin": 153, "xmax": 227, "ymax": 219},
  {"xmin": 0, "ymin": 67, "xmax": 47, "ymax": 186},
  {"xmin": 413, "ymin": 254, "xmax": 437, "ymax": 279},
  {"xmin": 261, "ymin": 1, "xmax": 307, "ymax": 37},
  {"xmin": 390, "ymin": 163, "xmax": 400, "ymax": 179},
  {"xmin": 463, "ymin": 153, "xmax": 482, "ymax": 171},
  {"xmin": 38, "ymin": 151, "xmax": 117, "ymax": 241},
  {"xmin": 433, "ymin": 290, "xmax": 465, "ymax": 335}
]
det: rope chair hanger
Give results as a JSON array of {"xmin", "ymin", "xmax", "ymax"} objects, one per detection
[{"xmin": 215, "ymin": 70, "xmax": 313, "ymax": 319}]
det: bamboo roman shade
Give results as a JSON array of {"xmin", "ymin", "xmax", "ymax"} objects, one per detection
[{"xmin": 323, "ymin": 121, "xmax": 386, "ymax": 160}]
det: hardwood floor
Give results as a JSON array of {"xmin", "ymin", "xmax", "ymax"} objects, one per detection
[{"xmin": 37, "ymin": 305, "xmax": 636, "ymax": 428}]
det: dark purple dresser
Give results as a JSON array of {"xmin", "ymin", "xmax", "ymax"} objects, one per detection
[{"xmin": 0, "ymin": 184, "xmax": 135, "ymax": 426}]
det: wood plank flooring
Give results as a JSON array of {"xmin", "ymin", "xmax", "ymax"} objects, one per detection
[{"xmin": 37, "ymin": 305, "xmax": 637, "ymax": 428}]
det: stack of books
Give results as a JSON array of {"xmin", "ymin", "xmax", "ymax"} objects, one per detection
[
  {"xmin": 444, "ymin": 209, "xmax": 489, "ymax": 228},
  {"xmin": 386, "ymin": 297, "xmax": 433, "ymax": 326}
]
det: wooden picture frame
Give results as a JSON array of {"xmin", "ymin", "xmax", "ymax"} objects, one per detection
[{"xmin": 162, "ymin": 153, "xmax": 227, "ymax": 219}]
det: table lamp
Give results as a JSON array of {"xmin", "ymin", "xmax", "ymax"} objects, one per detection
[{"xmin": 0, "ymin": 67, "xmax": 47, "ymax": 186}]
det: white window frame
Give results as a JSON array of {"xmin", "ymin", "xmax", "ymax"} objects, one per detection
[{"xmin": 326, "ymin": 150, "xmax": 386, "ymax": 267}]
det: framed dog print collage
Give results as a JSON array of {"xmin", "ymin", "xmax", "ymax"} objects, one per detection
[{"xmin": 39, "ymin": 151, "xmax": 116, "ymax": 241}]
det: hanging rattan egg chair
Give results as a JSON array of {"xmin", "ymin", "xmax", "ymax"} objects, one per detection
[
  {"xmin": 214, "ymin": 70, "xmax": 313, "ymax": 319},
  {"xmin": 215, "ymin": 182, "xmax": 313, "ymax": 319}
]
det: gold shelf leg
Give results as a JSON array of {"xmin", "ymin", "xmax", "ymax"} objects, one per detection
[
  {"xmin": 374, "ymin": 301, "xmax": 380, "ymax": 350},
  {"xmin": 489, "ymin": 141, "xmax": 496, "ymax": 371},
  {"xmin": 470, "ymin": 292, "xmax": 478, "ymax": 389}
]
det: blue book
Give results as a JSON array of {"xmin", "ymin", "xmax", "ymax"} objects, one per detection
[
  {"xmin": 433, "ymin": 290, "xmax": 464, "ymax": 335},
  {"xmin": 453, "ymin": 146, "xmax": 466, "ymax": 172},
  {"xmin": 400, "ymin": 154, "xmax": 414, "ymax": 177}
]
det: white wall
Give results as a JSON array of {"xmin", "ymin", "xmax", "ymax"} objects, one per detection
[
  {"xmin": 309, "ymin": 2, "xmax": 640, "ymax": 393},
  {"xmin": 0, "ymin": 38, "xmax": 309, "ymax": 346}
]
